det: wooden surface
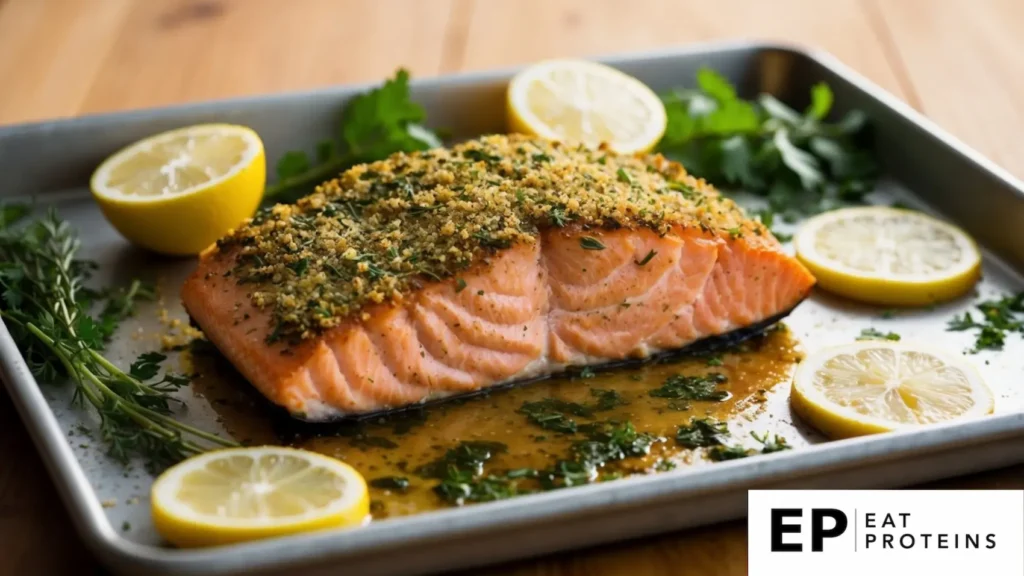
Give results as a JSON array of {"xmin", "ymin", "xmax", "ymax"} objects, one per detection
[{"xmin": 2, "ymin": 0, "xmax": 1023, "ymax": 574}]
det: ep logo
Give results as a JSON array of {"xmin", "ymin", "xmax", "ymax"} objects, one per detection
[{"xmin": 770, "ymin": 508, "xmax": 848, "ymax": 552}]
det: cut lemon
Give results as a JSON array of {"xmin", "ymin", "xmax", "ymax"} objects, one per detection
[
  {"xmin": 90, "ymin": 124, "xmax": 265, "ymax": 256},
  {"xmin": 794, "ymin": 206, "xmax": 981, "ymax": 306},
  {"xmin": 151, "ymin": 447, "xmax": 369, "ymax": 548},
  {"xmin": 507, "ymin": 59, "xmax": 667, "ymax": 154},
  {"xmin": 791, "ymin": 341, "xmax": 993, "ymax": 439}
]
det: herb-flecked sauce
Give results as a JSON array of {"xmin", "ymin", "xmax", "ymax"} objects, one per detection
[{"xmin": 187, "ymin": 326, "xmax": 801, "ymax": 519}]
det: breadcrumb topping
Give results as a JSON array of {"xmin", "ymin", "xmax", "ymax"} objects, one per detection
[{"xmin": 214, "ymin": 134, "xmax": 763, "ymax": 343}]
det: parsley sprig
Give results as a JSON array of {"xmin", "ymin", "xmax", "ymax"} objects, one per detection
[
  {"xmin": 656, "ymin": 68, "xmax": 878, "ymax": 232},
  {"xmin": 0, "ymin": 208, "xmax": 236, "ymax": 469},
  {"xmin": 264, "ymin": 69, "xmax": 441, "ymax": 203}
]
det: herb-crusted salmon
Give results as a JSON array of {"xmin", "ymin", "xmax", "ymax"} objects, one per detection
[{"xmin": 182, "ymin": 134, "xmax": 815, "ymax": 421}]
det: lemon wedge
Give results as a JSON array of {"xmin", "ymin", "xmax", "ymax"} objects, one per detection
[
  {"xmin": 791, "ymin": 341, "xmax": 993, "ymax": 439},
  {"xmin": 151, "ymin": 447, "xmax": 369, "ymax": 548},
  {"xmin": 90, "ymin": 124, "xmax": 265, "ymax": 256},
  {"xmin": 507, "ymin": 59, "xmax": 667, "ymax": 154},
  {"xmin": 794, "ymin": 206, "xmax": 981, "ymax": 306}
]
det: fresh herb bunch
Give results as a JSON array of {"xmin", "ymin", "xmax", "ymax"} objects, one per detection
[
  {"xmin": 264, "ymin": 69, "xmax": 442, "ymax": 203},
  {"xmin": 0, "ymin": 207, "xmax": 236, "ymax": 469},
  {"xmin": 656, "ymin": 68, "xmax": 878, "ymax": 232}
]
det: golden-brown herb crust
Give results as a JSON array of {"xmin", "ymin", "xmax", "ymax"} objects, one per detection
[{"xmin": 214, "ymin": 134, "xmax": 764, "ymax": 343}]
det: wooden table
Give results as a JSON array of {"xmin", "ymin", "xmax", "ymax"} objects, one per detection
[{"xmin": 2, "ymin": 0, "xmax": 1023, "ymax": 574}]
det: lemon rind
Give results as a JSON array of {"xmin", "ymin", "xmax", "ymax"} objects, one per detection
[
  {"xmin": 790, "ymin": 341, "xmax": 994, "ymax": 440},
  {"xmin": 90, "ymin": 123, "xmax": 263, "ymax": 205},
  {"xmin": 506, "ymin": 59, "xmax": 667, "ymax": 154}
]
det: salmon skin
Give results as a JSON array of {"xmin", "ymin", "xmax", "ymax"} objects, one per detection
[{"xmin": 182, "ymin": 135, "xmax": 815, "ymax": 421}]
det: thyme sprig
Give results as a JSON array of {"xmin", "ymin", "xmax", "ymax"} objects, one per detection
[{"xmin": 0, "ymin": 207, "xmax": 236, "ymax": 469}]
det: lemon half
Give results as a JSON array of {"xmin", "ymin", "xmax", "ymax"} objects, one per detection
[
  {"xmin": 90, "ymin": 124, "xmax": 265, "ymax": 256},
  {"xmin": 791, "ymin": 341, "xmax": 993, "ymax": 439},
  {"xmin": 151, "ymin": 447, "xmax": 369, "ymax": 548},
  {"xmin": 794, "ymin": 206, "xmax": 982, "ymax": 306},
  {"xmin": 507, "ymin": 59, "xmax": 667, "ymax": 154}
]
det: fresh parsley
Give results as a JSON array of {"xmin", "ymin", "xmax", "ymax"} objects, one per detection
[
  {"xmin": 264, "ymin": 69, "xmax": 442, "ymax": 203},
  {"xmin": 657, "ymin": 68, "xmax": 878, "ymax": 235}
]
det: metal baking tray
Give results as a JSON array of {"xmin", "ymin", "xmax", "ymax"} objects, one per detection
[{"xmin": 3, "ymin": 40, "xmax": 1024, "ymax": 576}]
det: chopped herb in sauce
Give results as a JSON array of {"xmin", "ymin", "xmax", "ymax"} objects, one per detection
[
  {"xmin": 590, "ymin": 388, "xmax": 629, "ymax": 411},
  {"xmin": 708, "ymin": 445, "xmax": 751, "ymax": 461},
  {"xmin": 649, "ymin": 372, "xmax": 728, "ymax": 402},
  {"xmin": 370, "ymin": 476, "xmax": 411, "ymax": 491},
  {"xmin": 676, "ymin": 418, "xmax": 729, "ymax": 448},
  {"xmin": 705, "ymin": 354, "xmax": 724, "ymax": 366},
  {"xmin": 518, "ymin": 398, "xmax": 592, "ymax": 433}
]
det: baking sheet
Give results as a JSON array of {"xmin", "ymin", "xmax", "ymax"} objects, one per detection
[{"xmin": 3, "ymin": 41, "xmax": 1024, "ymax": 576}]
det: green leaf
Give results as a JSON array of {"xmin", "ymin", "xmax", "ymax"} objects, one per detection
[
  {"xmin": 579, "ymin": 237, "xmax": 606, "ymax": 251},
  {"xmin": 275, "ymin": 151, "xmax": 310, "ymax": 181},
  {"xmin": 340, "ymin": 68, "xmax": 435, "ymax": 161},
  {"xmin": 75, "ymin": 315, "xmax": 104, "ymax": 350},
  {"xmin": 758, "ymin": 94, "xmax": 803, "ymax": 126},
  {"xmin": 315, "ymin": 140, "xmax": 335, "ymax": 163},
  {"xmin": 718, "ymin": 135, "xmax": 762, "ymax": 188},
  {"xmin": 129, "ymin": 352, "xmax": 167, "ymax": 381},
  {"xmin": 700, "ymin": 100, "xmax": 761, "ymax": 135},
  {"xmin": 806, "ymin": 82, "xmax": 833, "ymax": 120},
  {"xmin": 0, "ymin": 204, "xmax": 29, "ymax": 229},
  {"xmin": 773, "ymin": 129, "xmax": 824, "ymax": 190},
  {"xmin": 696, "ymin": 68, "xmax": 738, "ymax": 103}
]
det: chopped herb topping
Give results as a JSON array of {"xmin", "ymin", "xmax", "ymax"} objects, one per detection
[
  {"xmin": 676, "ymin": 418, "xmax": 729, "ymax": 448},
  {"xmin": 751, "ymin": 431, "xmax": 791, "ymax": 453},
  {"xmin": 635, "ymin": 249, "xmax": 657, "ymax": 266},
  {"xmin": 708, "ymin": 445, "xmax": 751, "ymax": 461},
  {"xmin": 455, "ymin": 278, "xmax": 467, "ymax": 292},
  {"xmin": 856, "ymin": 327, "xmax": 901, "ymax": 341},
  {"xmin": 590, "ymin": 388, "xmax": 629, "ymax": 411},
  {"xmin": 370, "ymin": 476, "xmax": 410, "ymax": 491},
  {"xmin": 649, "ymin": 372, "xmax": 729, "ymax": 402},
  {"xmin": 518, "ymin": 398, "xmax": 591, "ymax": 434},
  {"xmin": 947, "ymin": 293, "xmax": 1024, "ymax": 352},
  {"xmin": 218, "ymin": 135, "xmax": 753, "ymax": 343}
]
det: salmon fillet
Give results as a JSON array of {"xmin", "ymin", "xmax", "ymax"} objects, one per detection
[{"xmin": 182, "ymin": 135, "xmax": 815, "ymax": 421}]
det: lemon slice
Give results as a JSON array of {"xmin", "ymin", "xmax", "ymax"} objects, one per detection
[
  {"xmin": 791, "ymin": 341, "xmax": 993, "ymax": 439},
  {"xmin": 507, "ymin": 59, "xmax": 667, "ymax": 154},
  {"xmin": 91, "ymin": 124, "xmax": 265, "ymax": 256},
  {"xmin": 794, "ymin": 206, "xmax": 981, "ymax": 306},
  {"xmin": 151, "ymin": 447, "xmax": 369, "ymax": 548}
]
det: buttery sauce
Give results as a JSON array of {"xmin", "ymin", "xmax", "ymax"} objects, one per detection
[{"xmin": 187, "ymin": 327, "xmax": 801, "ymax": 519}]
